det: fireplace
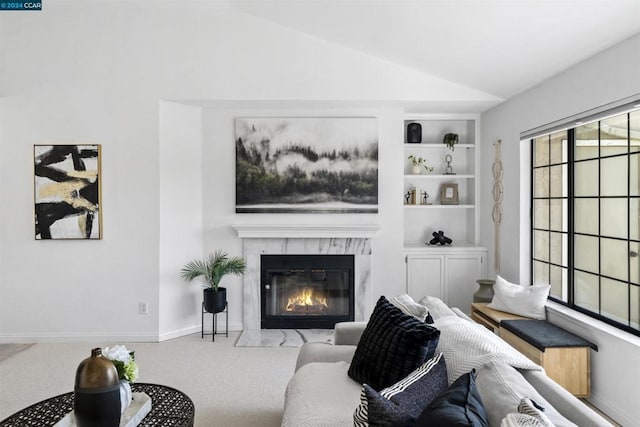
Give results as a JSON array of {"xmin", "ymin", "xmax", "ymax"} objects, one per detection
[{"xmin": 261, "ymin": 254, "xmax": 355, "ymax": 329}]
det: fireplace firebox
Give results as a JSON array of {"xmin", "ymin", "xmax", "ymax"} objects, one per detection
[{"xmin": 261, "ymin": 254, "xmax": 354, "ymax": 329}]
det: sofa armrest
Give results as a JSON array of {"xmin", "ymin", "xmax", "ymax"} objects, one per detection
[
  {"xmin": 334, "ymin": 321, "xmax": 367, "ymax": 345},
  {"xmin": 295, "ymin": 342, "xmax": 357, "ymax": 371}
]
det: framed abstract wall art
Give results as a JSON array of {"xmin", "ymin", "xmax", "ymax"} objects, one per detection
[
  {"xmin": 34, "ymin": 144, "xmax": 102, "ymax": 239},
  {"xmin": 235, "ymin": 117, "xmax": 378, "ymax": 213}
]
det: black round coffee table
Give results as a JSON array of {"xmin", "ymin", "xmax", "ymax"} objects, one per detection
[{"xmin": 0, "ymin": 383, "xmax": 194, "ymax": 426}]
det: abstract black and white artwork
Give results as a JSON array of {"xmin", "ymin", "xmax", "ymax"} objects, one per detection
[
  {"xmin": 235, "ymin": 117, "xmax": 378, "ymax": 213},
  {"xmin": 34, "ymin": 145, "xmax": 102, "ymax": 239}
]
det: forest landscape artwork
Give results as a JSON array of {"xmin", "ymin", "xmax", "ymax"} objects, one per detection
[
  {"xmin": 235, "ymin": 117, "xmax": 378, "ymax": 213},
  {"xmin": 34, "ymin": 144, "xmax": 101, "ymax": 239}
]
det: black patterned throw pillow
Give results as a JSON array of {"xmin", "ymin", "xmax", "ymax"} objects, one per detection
[{"xmin": 348, "ymin": 295, "xmax": 441, "ymax": 391}]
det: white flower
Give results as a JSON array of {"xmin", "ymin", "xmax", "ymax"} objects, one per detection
[{"xmin": 103, "ymin": 345, "xmax": 132, "ymax": 363}]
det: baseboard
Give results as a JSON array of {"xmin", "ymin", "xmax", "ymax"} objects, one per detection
[
  {"xmin": 587, "ymin": 391, "xmax": 628, "ymax": 426},
  {"xmin": 158, "ymin": 322, "xmax": 244, "ymax": 342},
  {"xmin": 0, "ymin": 331, "xmax": 159, "ymax": 343}
]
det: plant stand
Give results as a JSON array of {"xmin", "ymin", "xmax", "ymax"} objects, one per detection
[{"xmin": 201, "ymin": 301, "xmax": 228, "ymax": 342}]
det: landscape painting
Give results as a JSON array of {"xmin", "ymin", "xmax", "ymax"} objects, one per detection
[
  {"xmin": 235, "ymin": 117, "xmax": 378, "ymax": 213},
  {"xmin": 34, "ymin": 144, "xmax": 102, "ymax": 239}
]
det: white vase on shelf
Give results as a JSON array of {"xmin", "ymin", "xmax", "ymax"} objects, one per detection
[{"xmin": 411, "ymin": 165, "xmax": 422, "ymax": 175}]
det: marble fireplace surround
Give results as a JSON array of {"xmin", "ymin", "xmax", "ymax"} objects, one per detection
[{"xmin": 232, "ymin": 224, "xmax": 380, "ymax": 330}]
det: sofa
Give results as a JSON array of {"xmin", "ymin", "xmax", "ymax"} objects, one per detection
[{"xmin": 281, "ymin": 296, "xmax": 612, "ymax": 427}]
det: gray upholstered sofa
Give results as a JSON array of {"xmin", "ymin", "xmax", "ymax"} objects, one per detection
[{"xmin": 282, "ymin": 298, "xmax": 612, "ymax": 427}]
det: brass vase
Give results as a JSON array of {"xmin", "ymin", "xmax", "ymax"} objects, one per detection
[{"xmin": 74, "ymin": 347, "xmax": 121, "ymax": 427}]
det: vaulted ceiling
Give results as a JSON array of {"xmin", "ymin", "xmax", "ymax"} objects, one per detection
[{"xmin": 230, "ymin": 0, "xmax": 640, "ymax": 103}]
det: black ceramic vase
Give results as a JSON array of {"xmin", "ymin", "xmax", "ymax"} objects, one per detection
[
  {"xmin": 203, "ymin": 287, "xmax": 227, "ymax": 313},
  {"xmin": 74, "ymin": 348, "xmax": 121, "ymax": 427}
]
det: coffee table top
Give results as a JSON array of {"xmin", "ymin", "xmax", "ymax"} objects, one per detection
[{"xmin": 0, "ymin": 383, "xmax": 194, "ymax": 427}]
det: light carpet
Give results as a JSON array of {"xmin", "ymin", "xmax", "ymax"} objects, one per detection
[{"xmin": 0, "ymin": 333, "xmax": 299, "ymax": 427}]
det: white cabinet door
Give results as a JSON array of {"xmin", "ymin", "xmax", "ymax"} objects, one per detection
[
  {"xmin": 406, "ymin": 254, "xmax": 445, "ymax": 302},
  {"xmin": 445, "ymin": 254, "xmax": 486, "ymax": 313}
]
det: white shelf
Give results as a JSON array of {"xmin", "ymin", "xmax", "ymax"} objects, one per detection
[
  {"xmin": 404, "ymin": 174, "xmax": 474, "ymax": 179},
  {"xmin": 404, "ymin": 204, "xmax": 474, "ymax": 209},
  {"xmin": 404, "ymin": 143, "xmax": 475, "ymax": 149}
]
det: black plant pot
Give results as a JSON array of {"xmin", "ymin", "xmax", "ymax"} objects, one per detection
[{"xmin": 203, "ymin": 287, "xmax": 227, "ymax": 313}]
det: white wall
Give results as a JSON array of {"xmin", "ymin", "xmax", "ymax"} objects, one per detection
[
  {"xmin": 480, "ymin": 33, "xmax": 640, "ymax": 425},
  {"xmin": 0, "ymin": 1, "xmax": 496, "ymax": 342}
]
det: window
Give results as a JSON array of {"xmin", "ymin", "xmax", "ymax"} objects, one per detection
[{"xmin": 532, "ymin": 109, "xmax": 640, "ymax": 336}]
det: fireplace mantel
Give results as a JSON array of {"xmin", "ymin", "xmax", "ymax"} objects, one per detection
[{"xmin": 232, "ymin": 224, "xmax": 380, "ymax": 239}]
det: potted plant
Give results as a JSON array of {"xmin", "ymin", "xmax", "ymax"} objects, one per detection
[
  {"xmin": 180, "ymin": 250, "xmax": 246, "ymax": 314},
  {"xmin": 408, "ymin": 155, "xmax": 434, "ymax": 174},
  {"xmin": 443, "ymin": 133, "xmax": 459, "ymax": 151}
]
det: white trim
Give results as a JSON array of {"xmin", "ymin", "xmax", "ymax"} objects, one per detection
[
  {"xmin": 232, "ymin": 224, "xmax": 381, "ymax": 238},
  {"xmin": 158, "ymin": 322, "xmax": 243, "ymax": 342}
]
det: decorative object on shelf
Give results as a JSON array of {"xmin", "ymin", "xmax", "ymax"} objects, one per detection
[
  {"xmin": 404, "ymin": 191, "xmax": 411, "ymax": 205},
  {"xmin": 409, "ymin": 187, "xmax": 421, "ymax": 205},
  {"xmin": 429, "ymin": 230, "xmax": 452, "ymax": 245},
  {"xmin": 181, "ymin": 250, "xmax": 247, "ymax": 315},
  {"xmin": 235, "ymin": 117, "xmax": 378, "ymax": 213},
  {"xmin": 103, "ymin": 345, "xmax": 139, "ymax": 413},
  {"xmin": 473, "ymin": 279, "xmax": 495, "ymax": 303},
  {"xmin": 74, "ymin": 347, "xmax": 121, "ymax": 427},
  {"xmin": 492, "ymin": 139, "xmax": 503, "ymax": 272},
  {"xmin": 407, "ymin": 122, "xmax": 422, "ymax": 143},
  {"xmin": 408, "ymin": 155, "xmax": 434, "ymax": 174},
  {"xmin": 34, "ymin": 144, "xmax": 102, "ymax": 240},
  {"xmin": 440, "ymin": 183, "xmax": 459, "ymax": 205},
  {"xmin": 442, "ymin": 133, "xmax": 459, "ymax": 151},
  {"xmin": 421, "ymin": 191, "xmax": 431, "ymax": 205},
  {"xmin": 444, "ymin": 153, "xmax": 455, "ymax": 175}
]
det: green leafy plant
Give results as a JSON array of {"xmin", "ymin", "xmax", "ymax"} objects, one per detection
[
  {"xmin": 443, "ymin": 133, "xmax": 459, "ymax": 151},
  {"xmin": 407, "ymin": 155, "xmax": 434, "ymax": 172},
  {"xmin": 180, "ymin": 250, "xmax": 247, "ymax": 291}
]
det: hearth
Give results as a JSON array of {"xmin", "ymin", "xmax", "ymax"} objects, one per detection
[{"xmin": 261, "ymin": 254, "xmax": 354, "ymax": 329}]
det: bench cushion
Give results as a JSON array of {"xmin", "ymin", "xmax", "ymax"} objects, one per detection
[{"xmin": 500, "ymin": 320, "xmax": 597, "ymax": 351}]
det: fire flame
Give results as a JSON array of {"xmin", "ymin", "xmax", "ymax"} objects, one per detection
[{"xmin": 285, "ymin": 288, "xmax": 328, "ymax": 312}]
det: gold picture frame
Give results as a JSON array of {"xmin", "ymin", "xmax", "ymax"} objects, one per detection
[{"xmin": 440, "ymin": 183, "xmax": 459, "ymax": 205}]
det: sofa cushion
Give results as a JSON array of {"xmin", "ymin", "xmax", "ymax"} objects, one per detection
[
  {"xmin": 348, "ymin": 296, "xmax": 441, "ymax": 390},
  {"xmin": 487, "ymin": 275, "xmax": 549, "ymax": 320},
  {"xmin": 432, "ymin": 315, "xmax": 541, "ymax": 384},
  {"xmin": 414, "ymin": 369, "xmax": 489, "ymax": 427},
  {"xmin": 353, "ymin": 353, "xmax": 448, "ymax": 427},
  {"xmin": 281, "ymin": 361, "xmax": 362, "ymax": 427},
  {"xmin": 475, "ymin": 361, "xmax": 576, "ymax": 427}
]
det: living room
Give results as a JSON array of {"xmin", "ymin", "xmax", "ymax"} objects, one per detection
[{"xmin": 1, "ymin": 1, "xmax": 640, "ymax": 426}]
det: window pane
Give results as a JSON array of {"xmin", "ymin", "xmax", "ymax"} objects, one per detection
[
  {"xmin": 601, "ymin": 238, "xmax": 628, "ymax": 282},
  {"xmin": 575, "ymin": 235, "xmax": 598, "ymax": 274},
  {"xmin": 601, "ymin": 156, "xmax": 627, "ymax": 197},
  {"xmin": 549, "ymin": 164, "xmax": 567, "ymax": 197},
  {"xmin": 550, "ymin": 131, "xmax": 568, "ymax": 164},
  {"xmin": 631, "ymin": 198, "xmax": 640, "ymax": 241},
  {"xmin": 534, "ymin": 167, "xmax": 549, "ymax": 197},
  {"xmin": 600, "ymin": 113, "xmax": 629, "ymax": 156},
  {"xmin": 534, "ymin": 199, "xmax": 549, "ymax": 229},
  {"xmin": 631, "ymin": 153, "xmax": 640, "ymax": 196},
  {"xmin": 533, "ymin": 230, "xmax": 549, "ymax": 262},
  {"xmin": 601, "ymin": 198, "xmax": 628, "ymax": 239},
  {"xmin": 549, "ymin": 232, "xmax": 566, "ymax": 266},
  {"xmin": 575, "ymin": 122, "xmax": 599, "ymax": 161},
  {"xmin": 574, "ymin": 198, "xmax": 598, "ymax": 235},
  {"xmin": 533, "ymin": 261, "xmax": 549, "ymax": 287},
  {"xmin": 550, "ymin": 199, "xmax": 567, "ymax": 232},
  {"xmin": 550, "ymin": 265, "xmax": 567, "ymax": 302},
  {"xmin": 631, "ymin": 285, "xmax": 640, "ymax": 330},
  {"xmin": 631, "ymin": 111, "xmax": 640, "ymax": 153},
  {"xmin": 631, "ymin": 241, "xmax": 640, "ymax": 285},
  {"xmin": 575, "ymin": 160, "xmax": 598, "ymax": 197},
  {"xmin": 534, "ymin": 135, "xmax": 549, "ymax": 167},
  {"xmin": 601, "ymin": 278, "xmax": 629, "ymax": 325},
  {"xmin": 575, "ymin": 271, "xmax": 599, "ymax": 312}
]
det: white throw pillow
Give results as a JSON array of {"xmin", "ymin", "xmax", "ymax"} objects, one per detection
[
  {"xmin": 390, "ymin": 294, "xmax": 430, "ymax": 322},
  {"xmin": 487, "ymin": 275, "xmax": 549, "ymax": 320},
  {"xmin": 418, "ymin": 296, "xmax": 457, "ymax": 320},
  {"xmin": 500, "ymin": 398, "xmax": 556, "ymax": 427}
]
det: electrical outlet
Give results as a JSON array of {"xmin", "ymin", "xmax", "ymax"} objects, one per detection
[{"xmin": 139, "ymin": 302, "xmax": 149, "ymax": 315}]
